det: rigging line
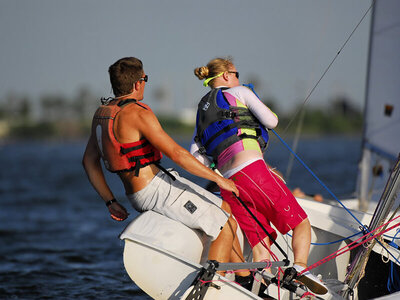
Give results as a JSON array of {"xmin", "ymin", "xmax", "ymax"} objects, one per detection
[
  {"xmin": 282, "ymin": 1, "xmax": 376, "ymax": 136},
  {"xmin": 299, "ymin": 215, "xmax": 400, "ymax": 275},
  {"xmin": 244, "ymin": 84, "xmax": 368, "ymax": 231},
  {"xmin": 287, "ymin": 231, "xmax": 362, "ymax": 246},
  {"xmin": 272, "ymin": 128, "xmax": 365, "ymax": 229},
  {"xmin": 232, "ymin": 192, "xmax": 289, "ymax": 262},
  {"xmin": 243, "ymin": 84, "xmax": 399, "ymax": 261},
  {"xmin": 272, "ymin": 128, "xmax": 400, "ymax": 265}
]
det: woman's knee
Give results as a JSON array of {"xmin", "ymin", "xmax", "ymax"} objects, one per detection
[
  {"xmin": 252, "ymin": 238, "xmax": 271, "ymax": 261},
  {"xmin": 297, "ymin": 218, "xmax": 311, "ymax": 229},
  {"xmin": 293, "ymin": 218, "xmax": 311, "ymax": 235}
]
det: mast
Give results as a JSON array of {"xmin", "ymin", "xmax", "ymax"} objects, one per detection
[
  {"xmin": 344, "ymin": 155, "xmax": 400, "ymax": 298},
  {"xmin": 357, "ymin": 0, "xmax": 376, "ymax": 212}
]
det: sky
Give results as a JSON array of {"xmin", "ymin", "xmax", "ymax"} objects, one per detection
[{"xmin": 0, "ymin": 0, "xmax": 373, "ymax": 115}]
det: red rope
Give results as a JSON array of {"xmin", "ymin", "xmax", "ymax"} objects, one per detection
[
  {"xmin": 299, "ymin": 215, "xmax": 400, "ymax": 275},
  {"xmin": 300, "ymin": 291, "xmax": 315, "ymax": 299}
]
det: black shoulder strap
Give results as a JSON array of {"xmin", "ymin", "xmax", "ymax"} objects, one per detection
[
  {"xmin": 134, "ymin": 102, "xmax": 149, "ymax": 110},
  {"xmin": 118, "ymin": 98, "xmax": 138, "ymax": 107},
  {"xmin": 117, "ymin": 99, "xmax": 149, "ymax": 111}
]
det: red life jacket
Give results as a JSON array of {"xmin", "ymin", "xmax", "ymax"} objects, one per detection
[{"xmin": 92, "ymin": 98, "xmax": 162, "ymax": 176}]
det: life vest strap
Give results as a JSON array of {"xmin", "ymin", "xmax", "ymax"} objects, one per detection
[
  {"xmin": 117, "ymin": 98, "xmax": 138, "ymax": 107},
  {"xmin": 154, "ymin": 162, "xmax": 176, "ymax": 181},
  {"xmin": 203, "ymin": 119, "xmax": 260, "ymax": 149},
  {"xmin": 120, "ymin": 140, "xmax": 150, "ymax": 154},
  {"xmin": 127, "ymin": 152, "xmax": 155, "ymax": 163}
]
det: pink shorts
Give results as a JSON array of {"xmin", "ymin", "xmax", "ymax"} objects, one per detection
[{"xmin": 220, "ymin": 160, "xmax": 307, "ymax": 248}]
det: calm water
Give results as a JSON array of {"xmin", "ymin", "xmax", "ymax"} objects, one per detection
[{"xmin": 0, "ymin": 135, "xmax": 361, "ymax": 299}]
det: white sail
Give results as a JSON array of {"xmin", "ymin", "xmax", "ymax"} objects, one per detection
[{"xmin": 358, "ymin": 0, "xmax": 400, "ymax": 210}]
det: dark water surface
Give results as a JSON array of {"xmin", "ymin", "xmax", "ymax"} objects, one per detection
[{"xmin": 0, "ymin": 136, "xmax": 361, "ymax": 299}]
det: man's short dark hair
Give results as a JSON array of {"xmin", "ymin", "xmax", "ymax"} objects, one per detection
[{"xmin": 108, "ymin": 57, "xmax": 143, "ymax": 97}]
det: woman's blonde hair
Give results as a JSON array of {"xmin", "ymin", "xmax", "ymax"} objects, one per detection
[{"xmin": 194, "ymin": 57, "xmax": 234, "ymax": 87}]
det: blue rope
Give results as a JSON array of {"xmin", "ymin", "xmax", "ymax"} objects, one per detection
[
  {"xmin": 387, "ymin": 230, "xmax": 400, "ymax": 292},
  {"xmin": 384, "ymin": 234, "xmax": 400, "ymax": 240},
  {"xmin": 271, "ymin": 127, "xmax": 400, "ymax": 265},
  {"xmin": 243, "ymin": 83, "xmax": 259, "ymax": 97},
  {"xmin": 243, "ymin": 83, "xmax": 368, "ymax": 229},
  {"xmin": 271, "ymin": 129, "xmax": 367, "ymax": 228},
  {"xmin": 243, "ymin": 83, "xmax": 400, "ymax": 265}
]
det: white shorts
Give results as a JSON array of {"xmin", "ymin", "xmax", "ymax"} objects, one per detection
[{"xmin": 126, "ymin": 169, "xmax": 229, "ymax": 240}]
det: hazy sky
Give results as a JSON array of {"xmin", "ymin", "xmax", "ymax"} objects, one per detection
[{"xmin": 0, "ymin": 0, "xmax": 373, "ymax": 114}]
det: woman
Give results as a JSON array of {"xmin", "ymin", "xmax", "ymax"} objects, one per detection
[{"xmin": 190, "ymin": 57, "xmax": 327, "ymax": 295}]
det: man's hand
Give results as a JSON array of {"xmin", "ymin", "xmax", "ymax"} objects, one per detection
[
  {"xmin": 215, "ymin": 177, "xmax": 239, "ymax": 196},
  {"xmin": 108, "ymin": 202, "xmax": 129, "ymax": 221}
]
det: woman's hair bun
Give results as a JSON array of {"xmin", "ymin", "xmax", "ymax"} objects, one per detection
[{"xmin": 194, "ymin": 66, "xmax": 209, "ymax": 80}]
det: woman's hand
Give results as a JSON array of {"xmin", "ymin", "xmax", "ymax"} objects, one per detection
[{"xmin": 215, "ymin": 176, "xmax": 239, "ymax": 196}]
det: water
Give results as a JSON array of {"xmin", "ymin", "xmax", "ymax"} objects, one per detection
[{"xmin": 0, "ymin": 135, "xmax": 361, "ymax": 299}]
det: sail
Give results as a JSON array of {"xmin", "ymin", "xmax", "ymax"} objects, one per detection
[{"xmin": 358, "ymin": 0, "xmax": 400, "ymax": 209}]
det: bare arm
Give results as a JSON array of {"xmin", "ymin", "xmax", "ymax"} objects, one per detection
[
  {"xmin": 82, "ymin": 133, "xmax": 128, "ymax": 221},
  {"xmin": 136, "ymin": 110, "xmax": 238, "ymax": 195}
]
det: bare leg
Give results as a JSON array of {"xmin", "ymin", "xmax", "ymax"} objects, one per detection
[
  {"xmin": 292, "ymin": 219, "xmax": 327, "ymax": 294},
  {"xmin": 251, "ymin": 219, "xmax": 310, "ymax": 267},
  {"xmin": 252, "ymin": 237, "xmax": 271, "ymax": 277},
  {"xmin": 208, "ymin": 201, "xmax": 250, "ymax": 276},
  {"xmin": 208, "ymin": 216, "xmax": 234, "ymax": 276},
  {"xmin": 229, "ymin": 227, "xmax": 250, "ymax": 276},
  {"xmin": 252, "ymin": 237, "xmax": 271, "ymax": 262},
  {"xmin": 292, "ymin": 218, "xmax": 311, "ymax": 267}
]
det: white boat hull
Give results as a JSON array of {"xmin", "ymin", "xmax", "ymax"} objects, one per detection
[
  {"xmin": 119, "ymin": 199, "xmax": 400, "ymax": 299},
  {"xmin": 120, "ymin": 210, "xmax": 260, "ymax": 300}
]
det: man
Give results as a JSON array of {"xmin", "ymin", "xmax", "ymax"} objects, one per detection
[{"xmin": 82, "ymin": 57, "xmax": 250, "ymax": 277}]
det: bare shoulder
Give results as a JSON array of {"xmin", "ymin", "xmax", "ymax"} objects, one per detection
[
  {"xmin": 120, "ymin": 102, "xmax": 159, "ymax": 133},
  {"xmin": 114, "ymin": 103, "xmax": 155, "ymax": 142},
  {"xmin": 119, "ymin": 102, "xmax": 152, "ymax": 121}
]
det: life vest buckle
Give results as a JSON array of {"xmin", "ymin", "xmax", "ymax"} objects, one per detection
[
  {"xmin": 217, "ymin": 110, "xmax": 236, "ymax": 119},
  {"xmin": 198, "ymin": 146, "xmax": 207, "ymax": 155}
]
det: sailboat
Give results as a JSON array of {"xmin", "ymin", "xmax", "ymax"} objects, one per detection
[{"xmin": 119, "ymin": 1, "xmax": 400, "ymax": 299}]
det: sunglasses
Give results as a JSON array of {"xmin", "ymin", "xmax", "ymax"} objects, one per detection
[
  {"xmin": 228, "ymin": 71, "xmax": 239, "ymax": 79},
  {"xmin": 139, "ymin": 75, "xmax": 148, "ymax": 82}
]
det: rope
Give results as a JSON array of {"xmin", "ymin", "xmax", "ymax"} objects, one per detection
[
  {"xmin": 232, "ymin": 192, "xmax": 289, "ymax": 261},
  {"xmin": 237, "ymin": 186, "xmax": 280, "ymax": 262},
  {"xmin": 299, "ymin": 214, "xmax": 400, "ymax": 276},
  {"xmin": 387, "ymin": 232, "xmax": 400, "ymax": 293},
  {"xmin": 300, "ymin": 291, "xmax": 316, "ymax": 299},
  {"xmin": 272, "ymin": 129, "xmax": 366, "ymax": 229},
  {"xmin": 281, "ymin": 1, "xmax": 375, "ymax": 135},
  {"xmin": 244, "ymin": 83, "xmax": 369, "ymax": 233},
  {"xmin": 271, "ymin": 128, "xmax": 400, "ymax": 266},
  {"xmin": 244, "ymin": 83, "xmax": 400, "ymax": 265},
  {"xmin": 287, "ymin": 231, "xmax": 363, "ymax": 246}
]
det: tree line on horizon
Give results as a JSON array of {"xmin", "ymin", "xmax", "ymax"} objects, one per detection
[{"xmin": 0, "ymin": 88, "xmax": 363, "ymax": 141}]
